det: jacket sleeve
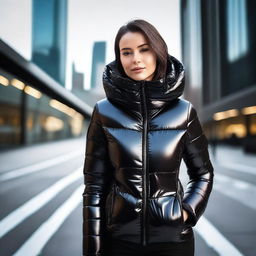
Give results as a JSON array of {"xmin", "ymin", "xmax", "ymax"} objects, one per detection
[
  {"xmin": 182, "ymin": 103, "xmax": 214, "ymax": 227},
  {"xmin": 82, "ymin": 103, "xmax": 113, "ymax": 256}
]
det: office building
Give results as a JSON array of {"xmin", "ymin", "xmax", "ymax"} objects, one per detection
[
  {"xmin": 32, "ymin": 0, "xmax": 68, "ymax": 86},
  {"xmin": 180, "ymin": 0, "xmax": 256, "ymax": 152},
  {"xmin": 90, "ymin": 41, "xmax": 106, "ymax": 92}
]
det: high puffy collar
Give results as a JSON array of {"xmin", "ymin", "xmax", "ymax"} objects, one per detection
[{"xmin": 102, "ymin": 55, "xmax": 185, "ymax": 118}]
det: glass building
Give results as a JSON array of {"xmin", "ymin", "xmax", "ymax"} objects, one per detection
[
  {"xmin": 32, "ymin": 0, "xmax": 67, "ymax": 86},
  {"xmin": 180, "ymin": 0, "xmax": 256, "ymax": 152},
  {"xmin": 90, "ymin": 41, "xmax": 106, "ymax": 91},
  {"xmin": 0, "ymin": 1, "xmax": 92, "ymax": 150}
]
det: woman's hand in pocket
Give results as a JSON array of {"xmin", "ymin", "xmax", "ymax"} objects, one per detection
[{"xmin": 183, "ymin": 209, "xmax": 189, "ymax": 222}]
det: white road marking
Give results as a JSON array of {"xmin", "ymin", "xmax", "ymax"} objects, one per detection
[
  {"xmin": 13, "ymin": 185, "xmax": 83, "ymax": 256},
  {"xmin": 195, "ymin": 216, "xmax": 245, "ymax": 256},
  {"xmin": 0, "ymin": 167, "xmax": 82, "ymax": 238},
  {"xmin": 214, "ymin": 173, "xmax": 256, "ymax": 211},
  {"xmin": 0, "ymin": 150, "xmax": 81, "ymax": 182},
  {"xmin": 217, "ymin": 161, "xmax": 256, "ymax": 176}
]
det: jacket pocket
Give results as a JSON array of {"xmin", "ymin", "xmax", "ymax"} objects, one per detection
[{"xmin": 148, "ymin": 194, "xmax": 184, "ymax": 227}]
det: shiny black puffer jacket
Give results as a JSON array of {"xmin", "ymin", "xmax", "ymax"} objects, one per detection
[{"xmin": 83, "ymin": 55, "xmax": 214, "ymax": 256}]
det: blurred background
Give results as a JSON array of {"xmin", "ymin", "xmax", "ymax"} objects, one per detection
[{"xmin": 0, "ymin": 0, "xmax": 255, "ymax": 255}]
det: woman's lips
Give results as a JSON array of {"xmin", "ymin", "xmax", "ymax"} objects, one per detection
[{"xmin": 131, "ymin": 67, "xmax": 145, "ymax": 73}]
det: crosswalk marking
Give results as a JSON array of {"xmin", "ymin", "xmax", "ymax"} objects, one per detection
[
  {"xmin": 1, "ymin": 146, "xmax": 254, "ymax": 255},
  {"xmin": 13, "ymin": 185, "xmax": 83, "ymax": 256},
  {"xmin": 195, "ymin": 216, "xmax": 245, "ymax": 256},
  {"xmin": 217, "ymin": 161, "xmax": 256, "ymax": 176},
  {"xmin": 180, "ymin": 159, "xmax": 252, "ymax": 255},
  {"xmin": 0, "ymin": 150, "xmax": 81, "ymax": 182},
  {"xmin": 214, "ymin": 173, "xmax": 256, "ymax": 211},
  {"xmin": 0, "ymin": 167, "xmax": 82, "ymax": 238}
]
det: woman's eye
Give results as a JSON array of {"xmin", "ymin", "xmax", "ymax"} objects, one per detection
[
  {"xmin": 122, "ymin": 52, "xmax": 131, "ymax": 56},
  {"xmin": 141, "ymin": 48, "xmax": 149, "ymax": 52}
]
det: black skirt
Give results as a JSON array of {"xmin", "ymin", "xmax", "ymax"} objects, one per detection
[{"xmin": 109, "ymin": 236, "xmax": 195, "ymax": 256}]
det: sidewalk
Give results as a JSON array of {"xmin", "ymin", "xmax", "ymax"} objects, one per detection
[
  {"xmin": 0, "ymin": 137, "xmax": 86, "ymax": 173},
  {"xmin": 209, "ymin": 144, "xmax": 256, "ymax": 168},
  {"xmin": 1, "ymin": 140, "xmax": 255, "ymax": 174}
]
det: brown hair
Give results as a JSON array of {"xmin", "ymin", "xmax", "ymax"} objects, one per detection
[{"xmin": 114, "ymin": 19, "xmax": 168, "ymax": 81}]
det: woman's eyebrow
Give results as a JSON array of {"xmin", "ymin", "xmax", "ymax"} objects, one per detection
[
  {"xmin": 120, "ymin": 43, "xmax": 149, "ymax": 51},
  {"xmin": 138, "ymin": 43, "xmax": 149, "ymax": 48}
]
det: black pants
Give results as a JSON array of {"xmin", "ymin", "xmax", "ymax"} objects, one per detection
[{"xmin": 110, "ymin": 236, "xmax": 195, "ymax": 256}]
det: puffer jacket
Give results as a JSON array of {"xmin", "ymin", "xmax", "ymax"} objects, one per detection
[{"xmin": 83, "ymin": 55, "xmax": 214, "ymax": 256}]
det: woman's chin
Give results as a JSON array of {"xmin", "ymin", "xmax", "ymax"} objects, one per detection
[{"xmin": 129, "ymin": 74, "xmax": 150, "ymax": 81}]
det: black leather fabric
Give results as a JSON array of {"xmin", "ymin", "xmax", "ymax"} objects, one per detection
[{"xmin": 83, "ymin": 55, "xmax": 214, "ymax": 256}]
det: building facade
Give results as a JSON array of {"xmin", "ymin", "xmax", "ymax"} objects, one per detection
[
  {"xmin": 180, "ymin": 0, "xmax": 256, "ymax": 152},
  {"xmin": 32, "ymin": 0, "xmax": 68, "ymax": 86},
  {"xmin": 90, "ymin": 41, "xmax": 106, "ymax": 92}
]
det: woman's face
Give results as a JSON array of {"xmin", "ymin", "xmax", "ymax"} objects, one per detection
[{"xmin": 119, "ymin": 32, "xmax": 157, "ymax": 81}]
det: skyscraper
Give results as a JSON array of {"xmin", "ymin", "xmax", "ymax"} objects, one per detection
[
  {"xmin": 72, "ymin": 62, "xmax": 84, "ymax": 91},
  {"xmin": 32, "ymin": 0, "xmax": 67, "ymax": 86},
  {"xmin": 90, "ymin": 41, "xmax": 106, "ymax": 92},
  {"xmin": 180, "ymin": 0, "xmax": 256, "ymax": 152}
]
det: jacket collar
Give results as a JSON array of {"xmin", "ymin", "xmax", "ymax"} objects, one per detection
[{"xmin": 102, "ymin": 55, "xmax": 185, "ymax": 117}]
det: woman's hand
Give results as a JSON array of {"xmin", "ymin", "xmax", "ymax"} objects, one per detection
[{"xmin": 183, "ymin": 209, "xmax": 189, "ymax": 222}]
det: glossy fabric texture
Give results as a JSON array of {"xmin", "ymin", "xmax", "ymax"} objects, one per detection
[{"xmin": 83, "ymin": 55, "xmax": 214, "ymax": 256}]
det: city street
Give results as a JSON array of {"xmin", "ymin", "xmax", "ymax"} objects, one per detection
[
  {"xmin": 0, "ymin": 138, "xmax": 255, "ymax": 256},
  {"xmin": 1, "ymin": 0, "xmax": 255, "ymax": 255}
]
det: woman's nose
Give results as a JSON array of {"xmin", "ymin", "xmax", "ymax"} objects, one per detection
[{"xmin": 132, "ymin": 52, "xmax": 141, "ymax": 64}]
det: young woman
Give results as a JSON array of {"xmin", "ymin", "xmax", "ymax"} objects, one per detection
[{"xmin": 83, "ymin": 19, "xmax": 214, "ymax": 256}]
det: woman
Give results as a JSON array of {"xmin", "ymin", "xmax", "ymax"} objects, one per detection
[{"xmin": 83, "ymin": 19, "xmax": 214, "ymax": 256}]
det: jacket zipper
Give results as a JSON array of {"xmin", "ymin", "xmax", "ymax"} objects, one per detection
[{"xmin": 141, "ymin": 81, "xmax": 148, "ymax": 246}]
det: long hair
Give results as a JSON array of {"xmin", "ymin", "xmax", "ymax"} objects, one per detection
[{"xmin": 114, "ymin": 19, "xmax": 168, "ymax": 81}]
